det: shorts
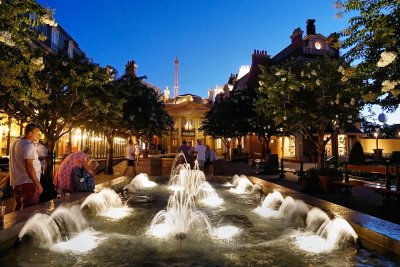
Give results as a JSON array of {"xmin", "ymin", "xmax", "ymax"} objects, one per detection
[
  {"xmin": 127, "ymin": 159, "xmax": 135, "ymax": 166},
  {"xmin": 14, "ymin": 183, "xmax": 40, "ymax": 211}
]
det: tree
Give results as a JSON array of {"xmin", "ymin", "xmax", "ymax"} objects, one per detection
[
  {"xmin": 121, "ymin": 75, "xmax": 173, "ymax": 149},
  {"xmin": 83, "ymin": 67, "xmax": 126, "ymax": 175},
  {"xmin": 11, "ymin": 51, "xmax": 110, "ymax": 176},
  {"xmin": 0, "ymin": 1, "xmax": 57, "ymax": 110},
  {"xmin": 200, "ymin": 95, "xmax": 237, "ymax": 152},
  {"xmin": 201, "ymin": 87, "xmax": 279, "ymax": 157},
  {"xmin": 336, "ymin": 0, "xmax": 400, "ymax": 109},
  {"xmin": 257, "ymin": 56, "xmax": 362, "ymax": 169}
]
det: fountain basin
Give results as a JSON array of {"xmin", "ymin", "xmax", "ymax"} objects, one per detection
[
  {"xmin": 0, "ymin": 175, "xmax": 399, "ymax": 264},
  {"xmin": 247, "ymin": 176, "xmax": 400, "ymax": 260}
]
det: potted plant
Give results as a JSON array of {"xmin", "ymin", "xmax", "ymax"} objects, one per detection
[
  {"xmin": 298, "ymin": 168, "xmax": 319, "ymax": 193},
  {"xmin": 318, "ymin": 167, "xmax": 343, "ymax": 193}
]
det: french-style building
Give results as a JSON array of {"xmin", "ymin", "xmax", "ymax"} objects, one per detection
[
  {"xmin": 216, "ymin": 19, "xmax": 364, "ymax": 162},
  {"xmin": 162, "ymin": 92, "xmax": 218, "ymax": 154}
]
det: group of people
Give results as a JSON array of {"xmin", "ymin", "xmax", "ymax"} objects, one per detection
[
  {"xmin": 8, "ymin": 125, "xmax": 214, "ymax": 212},
  {"xmin": 178, "ymin": 139, "xmax": 216, "ymax": 176},
  {"xmin": 9, "ymin": 123, "xmax": 98, "ymax": 211}
]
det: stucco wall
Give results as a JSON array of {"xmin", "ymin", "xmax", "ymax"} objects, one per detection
[{"xmin": 359, "ymin": 139, "xmax": 400, "ymax": 156}]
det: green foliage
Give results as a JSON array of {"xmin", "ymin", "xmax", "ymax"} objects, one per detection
[
  {"xmin": 200, "ymin": 86, "xmax": 279, "ymax": 148},
  {"xmin": 319, "ymin": 167, "xmax": 343, "ymax": 179},
  {"xmin": 119, "ymin": 75, "xmax": 173, "ymax": 142},
  {"xmin": 0, "ymin": 1, "xmax": 55, "ymax": 110},
  {"xmin": 337, "ymin": 0, "xmax": 400, "ymax": 108},
  {"xmin": 348, "ymin": 141, "xmax": 365, "ymax": 164},
  {"xmin": 257, "ymin": 56, "xmax": 362, "ymax": 168}
]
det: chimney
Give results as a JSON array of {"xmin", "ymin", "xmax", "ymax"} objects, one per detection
[
  {"xmin": 290, "ymin": 28, "xmax": 304, "ymax": 49},
  {"xmin": 208, "ymin": 88, "xmax": 214, "ymax": 103},
  {"xmin": 251, "ymin": 49, "xmax": 270, "ymax": 69},
  {"xmin": 125, "ymin": 60, "xmax": 137, "ymax": 76},
  {"xmin": 306, "ymin": 19, "xmax": 316, "ymax": 35}
]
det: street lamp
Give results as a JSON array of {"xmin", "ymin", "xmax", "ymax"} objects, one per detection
[
  {"xmin": 373, "ymin": 127, "xmax": 382, "ymax": 161},
  {"xmin": 374, "ymin": 128, "xmax": 379, "ymax": 150}
]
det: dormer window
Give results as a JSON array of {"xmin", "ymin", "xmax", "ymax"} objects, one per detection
[{"xmin": 314, "ymin": 41, "xmax": 322, "ymax": 50}]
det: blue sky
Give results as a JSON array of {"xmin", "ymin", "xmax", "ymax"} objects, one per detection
[{"xmin": 37, "ymin": 0, "xmax": 399, "ymax": 125}]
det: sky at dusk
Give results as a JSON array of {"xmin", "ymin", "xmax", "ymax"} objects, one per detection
[{"xmin": 37, "ymin": 0, "xmax": 399, "ymax": 125}]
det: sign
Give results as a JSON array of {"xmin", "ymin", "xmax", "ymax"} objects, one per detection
[{"xmin": 182, "ymin": 131, "xmax": 195, "ymax": 136}]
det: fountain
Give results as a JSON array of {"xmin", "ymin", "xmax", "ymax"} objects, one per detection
[
  {"xmin": 81, "ymin": 188, "xmax": 123, "ymax": 215},
  {"xmin": 124, "ymin": 173, "xmax": 157, "ymax": 193},
  {"xmin": 18, "ymin": 205, "xmax": 88, "ymax": 248},
  {"xmin": 1, "ymin": 160, "xmax": 398, "ymax": 266},
  {"xmin": 147, "ymin": 190, "xmax": 212, "ymax": 240}
]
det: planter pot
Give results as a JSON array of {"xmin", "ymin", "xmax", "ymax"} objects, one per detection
[
  {"xmin": 142, "ymin": 150, "xmax": 149, "ymax": 158},
  {"xmin": 300, "ymin": 179, "xmax": 317, "ymax": 193},
  {"xmin": 319, "ymin": 175, "xmax": 333, "ymax": 193}
]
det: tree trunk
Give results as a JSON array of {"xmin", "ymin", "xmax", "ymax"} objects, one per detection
[
  {"xmin": 317, "ymin": 133, "xmax": 325, "ymax": 170},
  {"xmin": 105, "ymin": 135, "xmax": 114, "ymax": 175},
  {"xmin": 45, "ymin": 140, "xmax": 56, "ymax": 178}
]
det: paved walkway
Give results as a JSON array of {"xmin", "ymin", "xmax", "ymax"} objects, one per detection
[{"xmin": 2, "ymin": 160, "xmax": 400, "ymax": 225}]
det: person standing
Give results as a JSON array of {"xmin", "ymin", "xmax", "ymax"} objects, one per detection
[
  {"xmin": 195, "ymin": 139, "xmax": 206, "ymax": 171},
  {"xmin": 123, "ymin": 140, "xmax": 136, "ymax": 177},
  {"xmin": 187, "ymin": 141, "xmax": 195, "ymax": 167},
  {"xmin": 205, "ymin": 145, "xmax": 216, "ymax": 177},
  {"xmin": 9, "ymin": 123, "xmax": 43, "ymax": 211},
  {"xmin": 177, "ymin": 140, "xmax": 189, "ymax": 163},
  {"xmin": 134, "ymin": 143, "xmax": 141, "ymax": 166}
]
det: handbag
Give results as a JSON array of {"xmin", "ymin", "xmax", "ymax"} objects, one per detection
[{"xmin": 72, "ymin": 167, "xmax": 95, "ymax": 192}]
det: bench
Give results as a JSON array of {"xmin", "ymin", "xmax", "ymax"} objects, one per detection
[
  {"xmin": 283, "ymin": 167, "xmax": 301, "ymax": 175},
  {"xmin": 364, "ymin": 183, "xmax": 400, "ymax": 204},
  {"xmin": 250, "ymin": 152, "xmax": 262, "ymax": 167},
  {"xmin": 344, "ymin": 163, "xmax": 400, "ymax": 204},
  {"xmin": 278, "ymin": 158, "xmax": 304, "ymax": 179}
]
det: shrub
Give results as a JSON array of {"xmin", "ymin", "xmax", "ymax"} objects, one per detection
[{"xmin": 348, "ymin": 141, "xmax": 365, "ymax": 164}]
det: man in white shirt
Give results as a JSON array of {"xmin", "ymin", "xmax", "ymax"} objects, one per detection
[
  {"xmin": 195, "ymin": 139, "xmax": 206, "ymax": 171},
  {"xmin": 123, "ymin": 140, "xmax": 136, "ymax": 177},
  {"xmin": 9, "ymin": 123, "xmax": 43, "ymax": 211}
]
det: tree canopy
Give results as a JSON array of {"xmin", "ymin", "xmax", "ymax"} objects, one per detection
[
  {"xmin": 257, "ymin": 56, "xmax": 362, "ymax": 168},
  {"xmin": 337, "ymin": 0, "xmax": 400, "ymax": 109},
  {"xmin": 120, "ymin": 75, "xmax": 173, "ymax": 145}
]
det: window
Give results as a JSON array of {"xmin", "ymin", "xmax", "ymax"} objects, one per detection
[
  {"xmin": 183, "ymin": 119, "xmax": 194, "ymax": 131},
  {"xmin": 314, "ymin": 41, "xmax": 322, "ymax": 50},
  {"xmin": 172, "ymin": 138, "xmax": 178, "ymax": 148},
  {"xmin": 216, "ymin": 138, "xmax": 222, "ymax": 149},
  {"xmin": 68, "ymin": 41, "xmax": 74, "ymax": 58},
  {"xmin": 51, "ymin": 27, "xmax": 59, "ymax": 52}
]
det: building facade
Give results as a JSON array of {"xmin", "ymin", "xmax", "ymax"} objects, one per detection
[
  {"xmin": 216, "ymin": 19, "xmax": 363, "ymax": 162},
  {"xmin": 162, "ymin": 93, "xmax": 217, "ymax": 154}
]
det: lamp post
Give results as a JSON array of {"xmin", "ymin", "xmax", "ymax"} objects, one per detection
[
  {"xmin": 374, "ymin": 128, "xmax": 379, "ymax": 150},
  {"xmin": 373, "ymin": 127, "xmax": 382, "ymax": 161}
]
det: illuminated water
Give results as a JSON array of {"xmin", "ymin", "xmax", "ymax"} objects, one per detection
[{"xmin": 0, "ymin": 181, "xmax": 398, "ymax": 267}]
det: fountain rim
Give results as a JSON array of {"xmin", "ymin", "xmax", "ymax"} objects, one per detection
[{"xmin": 0, "ymin": 174, "xmax": 399, "ymax": 261}]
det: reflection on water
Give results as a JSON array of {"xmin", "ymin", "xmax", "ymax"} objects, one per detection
[{"xmin": 1, "ymin": 177, "xmax": 398, "ymax": 266}]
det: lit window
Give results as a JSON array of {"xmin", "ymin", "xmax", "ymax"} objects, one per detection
[
  {"xmin": 183, "ymin": 119, "xmax": 193, "ymax": 131},
  {"xmin": 172, "ymin": 138, "xmax": 178, "ymax": 148},
  {"xmin": 216, "ymin": 139, "xmax": 222, "ymax": 149},
  {"xmin": 314, "ymin": 42, "xmax": 322, "ymax": 50}
]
